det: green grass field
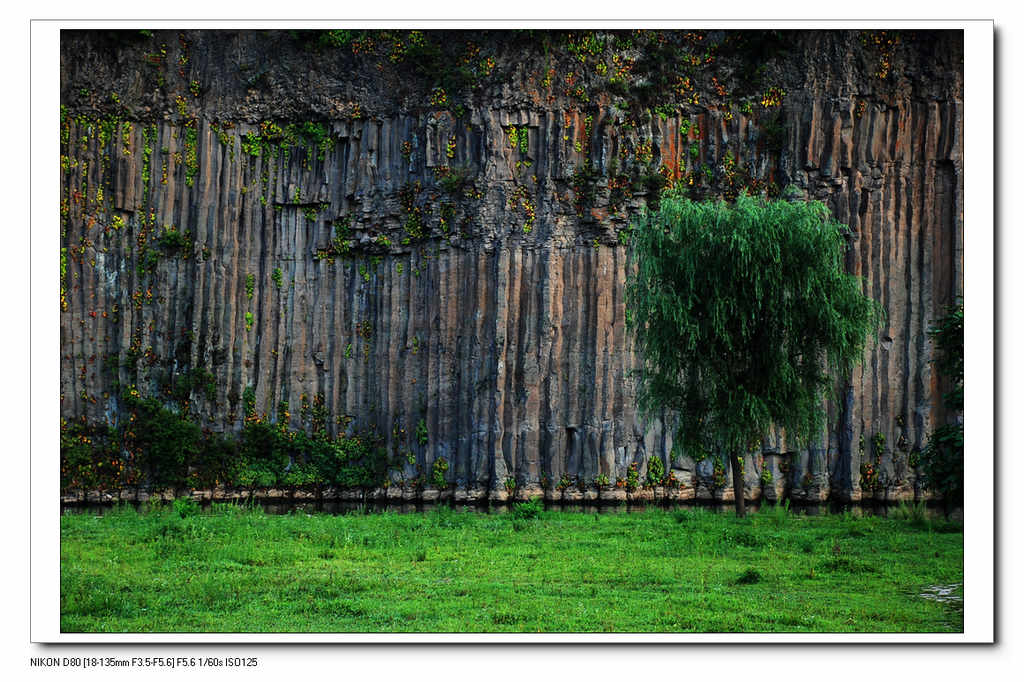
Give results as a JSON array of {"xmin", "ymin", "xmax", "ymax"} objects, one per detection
[{"xmin": 60, "ymin": 501, "xmax": 963, "ymax": 633}]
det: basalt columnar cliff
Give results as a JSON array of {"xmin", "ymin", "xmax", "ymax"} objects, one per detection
[{"xmin": 59, "ymin": 29, "xmax": 963, "ymax": 503}]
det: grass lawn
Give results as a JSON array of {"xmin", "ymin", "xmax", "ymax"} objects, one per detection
[{"xmin": 60, "ymin": 501, "xmax": 963, "ymax": 633}]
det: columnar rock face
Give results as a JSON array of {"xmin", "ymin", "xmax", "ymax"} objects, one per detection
[{"xmin": 59, "ymin": 29, "xmax": 963, "ymax": 501}]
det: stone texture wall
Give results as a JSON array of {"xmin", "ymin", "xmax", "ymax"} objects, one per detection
[{"xmin": 59, "ymin": 29, "xmax": 963, "ymax": 502}]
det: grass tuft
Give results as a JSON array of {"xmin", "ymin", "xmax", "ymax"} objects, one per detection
[{"xmin": 735, "ymin": 568, "xmax": 763, "ymax": 585}]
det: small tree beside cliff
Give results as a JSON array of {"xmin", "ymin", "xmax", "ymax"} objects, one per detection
[{"xmin": 625, "ymin": 191, "xmax": 880, "ymax": 517}]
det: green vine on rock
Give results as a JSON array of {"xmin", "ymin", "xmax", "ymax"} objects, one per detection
[
  {"xmin": 416, "ymin": 418, "xmax": 429, "ymax": 447},
  {"xmin": 183, "ymin": 119, "xmax": 199, "ymax": 187},
  {"xmin": 431, "ymin": 456, "xmax": 449, "ymax": 489}
]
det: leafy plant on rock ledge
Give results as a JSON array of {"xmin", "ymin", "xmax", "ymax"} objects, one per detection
[
  {"xmin": 646, "ymin": 456, "xmax": 665, "ymax": 487},
  {"xmin": 313, "ymin": 217, "xmax": 354, "ymax": 264},
  {"xmin": 416, "ymin": 417, "xmax": 429, "ymax": 447},
  {"xmin": 435, "ymin": 164, "xmax": 475, "ymax": 196},
  {"xmin": 431, "ymin": 457, "xmax": 449, "ymax": 489},
  {"xmin": 625, "ymin": 462, "xmax": 640, "ymax": 492},
  {"xmin": 711, "ymin": 457, "xmax": 728, "ymax": 490}
]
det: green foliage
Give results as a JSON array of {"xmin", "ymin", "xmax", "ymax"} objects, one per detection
[
  {"xmin": 764, "ymin": 499, "xmax": 790, "ymax": 525},
  {"xmin": 183, "ymin": 123, "xmax": 199, "ymax": 186},
  {"xmin": 507, "ymin": 125, "xmax": 529, "ymax": 154},
  {"xmin": 625, "ymin": 462, "xmax": 640, "ymax": 492},
  {"xmin": 157, "ymin": 227, "xmax": 190, "ymax": 253},
  {"xmin": 929, "ymin": 301, "xmax": 964, "ymax": 411},
  {"xmin": 301, "ymin": 431, "xmax": 388, "ymax": 488},
  {"xmin": 398, "ymin": 182, "xmax": 427, "ymax": 240},
  {"xmin": 238, "ymin": 420, "xmax": 292, "ymax": 486},
  {"xmin": 921, "ymin": 423, "xmax": 963, "ymax": 507},
  {"xmin": 646, "ymin": 456, "xmax": 665, "ymax": 486},
  {"xmin": 272, "ymin": 267, "xmax": 283, "ymax": 289},
  {"xmin": 416, "ymin": 418, "xmax": 429, "ymax": 447},
  {"xmin": 570, "ymin": 162, "xmax": 600, "ymax": 217},
  {"xmin": 241, "ymin": 132, "xmax": 262, "ymax": 157},
  {"xmin": 173, "ymin": 497, "xmax": 200, "ymax": 518},
  {"xmin": 288, "ymin": 121, "xmax": 334, "ymax": 160},
  {"xmin": 60, "ymin": 247, "xmax": 68, "ymax": 310},
  {"xmin": 435, "ymin": 165, "xmax": 474, "ymax": 195},
  {"xmin": 64, "ymin": 385, "xmax": 388, "ymax": 494},
  {"xmin": 240, "ymin": 120, "xmax": 334, "ymax": 161},
  {"xmin": 672, "ymin": 507, "xmax": 708, "ymax": 524},
  {"xmin": 123, "ymin": 396, "xmax": 202, "ymax": 490},
  {"xmin": 242, "ymin": 385, "xmax": 256, "ymax": 417},
  {"xmin": 734, "ymin": 568, "xmax": 762, "ymax": 585},
  {"xmin": 625, "ymin": 192, "xmax": 880, "ymax": 468},
  {"xmin": 759, "ymin": 112, "xmax": 787, "ymax": 153},
  {"xmin": 190, "ymin": 431, "xmax": 240, "ymax": 489},
  {"xmin": 890, "ymin": 500, "xmax": 930, "ymax": 529},
  {"xmin": 245, "ymin": 273, "xmax": 255, "ymax": 300},
  {"xmin": 60, "ymin": 419, "xmax": 123, "ymax": 490},
  {"xmin": 712, "ymin": 457, "xmax": 728, "ymax": 489},
  {"xmin": 430, "ymin": 457, "xmax": 449, "ymax": 489},
  {"xmin": 313, "ymin": 217, "xmax": 354, "ymax": 263},
  {"xmin": 317, "ymin": 30, "xmax": 355, "ymax": 49},
  {"xmin": 510, "ymin": 496, "xmax": 543, "ymax": 521},
  {"xmin": 237, "ymin": 418, "xmax": 387, "ymax": 490},
  {"xmin": 921, "ymin": 301, "xmax": 964, "ymax": 508},
  {"xmin": 873, "ymin": 432, "xmax": 886, "ymax": 457},
  {"xmin": 173, "ymin": 367, "xmax": 217, "ymax": 402}
]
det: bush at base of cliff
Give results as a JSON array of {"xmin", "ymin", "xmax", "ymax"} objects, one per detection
[
  {"xmin": 60, "ymin": 419, "xmax": 123, "ymax": 491},
  {"xmin": 920, "ymin": 423, "xmax": 963, "ymax": 509},
  {"xmin": 920, "ymin": 301, "xmax": 963, "ymax": 510},
  {"xmin": 62, "ymin": 402, "xmax": 388, "ymax": 493},
  {"xmin": 125, "ymin": 396, "xmax": 202, "ymax": 490}
]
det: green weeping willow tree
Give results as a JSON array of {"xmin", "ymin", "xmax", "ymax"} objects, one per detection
[{"xmin": 625, "ymin": 190, "xmax": 881, "ymax": 517}]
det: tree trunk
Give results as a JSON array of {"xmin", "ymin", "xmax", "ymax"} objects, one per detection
[{"xmin": 730, "ymin": 450, "xmax": 746, "ymax": 518}]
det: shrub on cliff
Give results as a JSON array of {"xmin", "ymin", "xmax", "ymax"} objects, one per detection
[
  {"xmin": 920, "ymin": 301, "xmax": 964, "ymax": 512},
  {"xmin": 60, "ymin": 419, "xmax": 123, "ymax": 491},
  {"xmin": 625, "ymin": 189, "xmax": 881, "ymax": 517}
]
